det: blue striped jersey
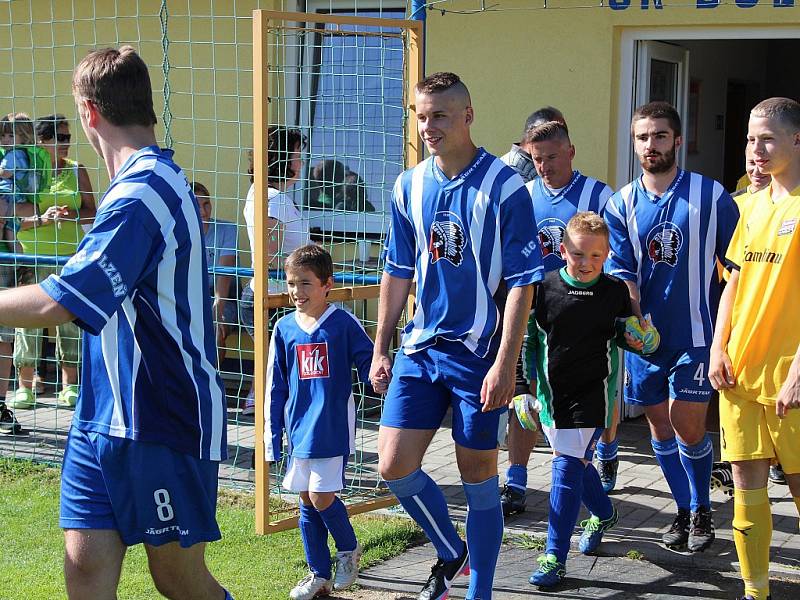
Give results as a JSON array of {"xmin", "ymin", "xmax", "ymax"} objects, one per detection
[
  {"xmin": 604, "ymin": 169, "xmax": 739, "ymax": 350},
  {"xmin": 265, "ymin": 305, "xmax": 373, "ymax": 461},
  {"xmin": 526, "ymin": 170, "xmax": 613, "ymax": 272},
  {"xmin": 384, "ymin": 148, "xmax": 544, "ymax": 358},
  {"xmin": 40, "ymin": 146, "xmax": 227, "ymax": 461}
]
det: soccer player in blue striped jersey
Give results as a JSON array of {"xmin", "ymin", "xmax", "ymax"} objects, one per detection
[
  {"xmin": 371, "ymin": 72, "xmax": 543, "ymax": 600},
  {"xmin": 503, "ymin": 119, "xmax": 613, "ymax": 517},
  {"xmin": 0, "ymin": 47, "xmax": 233, "ymax": 599},
  {"xmin": 605, "ymin": 101, "xmax": 739, "ymax": 554}
]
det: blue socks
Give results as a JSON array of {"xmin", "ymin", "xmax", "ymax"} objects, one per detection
[
  {"xmin": 651, "ymin": 437, "xmax": 691, "ymax": 511},
  {"xmin": 582, "ymin": 463, "xmax": 613, "ymax": 521},
  {"xmin": 463, "ymin": 476, "xmax": 502, "ymax": 600},
  {"xmin": 546, "ymin": 455, "xmax": 585, "ymax": 564},
  {"xmin": 319, "ymin": 497, "xmax": 358, "ymax": 552},
  {"xmin": 596, "ymin": 438, "xmax": 619, "ymax": 461},
  {"xmin": 385, "ymin": 468, "xmax": 463, "ymax": 561},
  {"xmin": 678, "ymin": 434, "xmax": 713, "ymax": 511},
  {"xmin": 223, "ymin": 590, "xmax": 234, "ymax": 600},
  {"xmin": 505, "ymin": 463, "xmax": 528, "ymax": 492},
  {"xmin": 298, "ymin": 502, "xmax": 331, "ymax": 579}
]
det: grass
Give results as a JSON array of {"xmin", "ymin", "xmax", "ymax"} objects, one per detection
[
  {"xmin": 625, "ymin": 549, "xmax": 645, "ymax": 561},
  {"xmin": 0, "ymin": 458, "xmax": 422, "ymax": 599},
  {"xmin": 504, "ymin": 532, "xmax": 546, "ymax": 552}
]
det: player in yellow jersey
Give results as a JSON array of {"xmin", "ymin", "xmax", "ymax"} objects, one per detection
[{"xmin": 710, "ymin": 97, "xmax": 800, "ymax": 600}]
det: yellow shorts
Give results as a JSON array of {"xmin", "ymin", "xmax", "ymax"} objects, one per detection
[{"xmin": 719, "ymin": 390, "xmax": 800, "ymax": 474}]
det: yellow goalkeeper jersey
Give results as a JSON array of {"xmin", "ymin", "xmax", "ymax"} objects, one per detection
[{"xmin": 724, "ymin": 185, "xmax": 800, "ymax": 405}]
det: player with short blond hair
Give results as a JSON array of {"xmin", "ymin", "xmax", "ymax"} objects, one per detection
[
  {"xmin": 710, "ymin": 96, "xmax": 800, "ymax": 600},
  {"xmin": 526, "ymin": 211, "xmax": 649, "ymax": 588}
]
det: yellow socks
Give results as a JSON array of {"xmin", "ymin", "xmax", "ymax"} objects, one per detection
[{"xmin": 733, "ymin": 487, "xmax": 771, "ymax": 600}]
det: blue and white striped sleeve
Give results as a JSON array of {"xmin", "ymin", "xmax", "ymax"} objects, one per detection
[
  {"xmin": 604, "ymin": 192, "xmax": 638, "ymax": 282},
  {"xmin": 383, "ymin": 174, "xmax": 416, "ymax": 279},
  {"xmin": 500, "ymin": 183, "xmax": 544, "ymax": 288},
  {"xmin": 40, "ymin": 203, "xmax": 160, "ymax": 335}
]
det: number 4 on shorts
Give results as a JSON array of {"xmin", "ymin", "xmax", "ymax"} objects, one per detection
[{"xmin": 693, "ymin": 363, "xmax": 706, "ymax": 387}]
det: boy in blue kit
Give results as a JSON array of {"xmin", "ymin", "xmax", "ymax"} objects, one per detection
[
  {"xmin": 371, "ymin": 72, "xmax": 543, "ymax": 600},
  {"xmin": 0, "ymin": 47, "xmax": 233, "ymax": 599},
  {"xmin": 526, "ymin": 212, "xmax": 652, "ymax": 588},
  {"xmin": 605, "ymin": 101, "xmax": 739, "ymax": 553},
  {"xmin": 266, "ymin": 244, "xmax": 375, "ymax": 600}
]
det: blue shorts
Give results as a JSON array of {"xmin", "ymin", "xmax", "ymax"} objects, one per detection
[
  {"xmin": 60, "ymin": 428, "xmax": 221, "ymax": 548},
  {"xmin": 380, "ymin": 340, "xmax": 504, "ymax": 450},
  {"xmin": 624, "ymin": 346, "xmax": 714, "ymax": 406}
]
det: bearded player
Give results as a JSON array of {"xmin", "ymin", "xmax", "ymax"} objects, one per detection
[{"xmin": 604, "ymin": 101, "xmax": 739, "ymax": 553}]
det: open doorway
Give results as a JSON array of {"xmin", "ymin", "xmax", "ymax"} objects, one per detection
[{"xmin": 616, "ymin": 28, "xmax": 800, "ymax": 190}]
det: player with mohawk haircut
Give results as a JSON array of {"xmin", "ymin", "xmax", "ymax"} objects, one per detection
[{"xmin": 372, "ymin": 71, "xmax": 543, "ymax": 600}]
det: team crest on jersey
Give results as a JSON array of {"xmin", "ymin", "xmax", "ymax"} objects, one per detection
[
  {"xmin": 296, "ymin": 343, "xmax": 330, "ymax": 379},
  {"xmin": 778, "ymin": 218, "xmax": 797, "ymax": 236},
  {"xmin": 646, "ymin": 222, "xmax": 683, "ymax": 267},
  {"xmin": 537, "ymin": 218, "xmax": 567, "ymax": 260},
  {"xmin": 429, "ymin": 212, "xmax": 467, "ymax": 267}
]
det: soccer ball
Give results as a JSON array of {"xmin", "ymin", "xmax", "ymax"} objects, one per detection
[
  {"xmin": 513, "ymin": 393, "xmax": 539, "ymax": 431},
  {"xmin": 624, "ymin": 314, "xmax": 661, "ymax": 354}
]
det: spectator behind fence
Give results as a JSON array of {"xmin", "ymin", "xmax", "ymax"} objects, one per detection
[
  {"xmin": 308, "ymin": 159, "xmax": 346, "ymax": 209},
  {"xmin": 240, "ymin": 126, "xmax": 310, "ymax": 414},
  {"xmin": 308, "ymin": 160, "xmax": 376, "ymax": 212},
  {"xmin": 0, "ymin": 114, "xmax": 39, "ymax": 430},
  {"xmin": 338, "ymin": 168, "xmax": 375, "ymax": 212},
  {"xmin": 191, "ymin": 181, "xmax": 239, "ymax": 363},
  {"xmin": 0, "ymin": 113, "xmax": 39, "ymax": 249},
  {"xmin": 8, "ymin": 114, "xmax": 96, "ymax": 411}
]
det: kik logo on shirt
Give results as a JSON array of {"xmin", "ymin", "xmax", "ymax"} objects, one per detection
[
  {"xmin": 429, "ymin": 211, "xmax": 467, "ymax": 267},
  {"xmin": 537, "ymin": 218, "xmax": 567, "ymax": 261},
  {"xmin": 646, "ymin": 222, "xmax": 683, "ymax": 267},
  {"xmin": 296, "ymin": 343, "xmax": 330, "ymax": 379}
]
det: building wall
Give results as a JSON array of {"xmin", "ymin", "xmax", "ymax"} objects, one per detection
[{"xmin": 424, "ymin": 1, "xmax": 799, "ymax": 187}]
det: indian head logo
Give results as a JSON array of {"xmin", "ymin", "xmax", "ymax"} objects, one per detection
[
  {"xmin": 429, "ymin": 212, "xmax": 467, "ymax": 267},
  {"xmin": 646, "ymin": 222, "xmax": 683, "ymax": 267},
  {"xmin": 296, "ymin": 343, "xmax": 330, "ymax": 380},
  {"xmin": 537, "ymin": 218, "xmax": 567, "ymax": 261}
]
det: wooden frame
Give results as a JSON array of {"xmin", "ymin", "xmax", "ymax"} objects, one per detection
[{"xmin": 252, "ymin": 9, "xmax": 423, "ymax": 535}]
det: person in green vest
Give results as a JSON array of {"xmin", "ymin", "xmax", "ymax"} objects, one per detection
[{"xmin": 7, "ymin": 114, "xmax": 96, "ymax": 410}]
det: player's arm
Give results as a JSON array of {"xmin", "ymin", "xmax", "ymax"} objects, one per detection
[
  {"xmin": 371, "ymin": 175, "xmax": 415, "ymax": 392},
  {"xmin": 369, "ymin": 272, "xmax": 412, "ymax": 393},
  {"xmin": 709, "ymin": 267, "xmax": 738, "ymax": 390},
  {"xmin": 0, "ymin": 284, "xmax": 75, "ymax": 328},
  {"xmin": 622, "ymin": 280, "xmax": 644, "ymax": 320},
  {"xmin": 481, "ymin": 283, "xmax": 535, "ymax": 412},
  {"xmin": 776, "ymin": 343, "xmax": 800, "ymax": 418}
]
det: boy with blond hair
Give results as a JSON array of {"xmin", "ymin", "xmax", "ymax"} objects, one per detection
[{"xmin": 527, "ymin": 212, "xmax": 654, "ymax": 589}]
